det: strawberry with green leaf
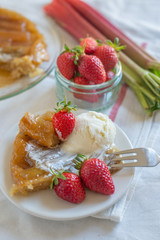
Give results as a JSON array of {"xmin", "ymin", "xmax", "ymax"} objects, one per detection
[
  {"xmin": 74, "ymin": 155, "xmax": 115, "ymax": 195},
  {"xmin": 80, "ymin": 37, "xmax": 98, "ymax": 54},
  {"xmin": 94, "ymin": 38, "xmax": 125, "ymax": 72},
  {"xmin": 52, "ymin": 98, "xmax": 77, "ymax": 141},
  {"xmin": 78, "ymin": 54, "xmax": 106, "ymax": 84},
  {"xmin": 50, "ymin": 169, "xmax": 86, "ymax": 204},
  {"xmin": 57, "ymin": 44, "xmax": 77, "ymax": 80},
  {"xmin": 71, "ymin": 45, "xmax": 106, "ymax": 84}
]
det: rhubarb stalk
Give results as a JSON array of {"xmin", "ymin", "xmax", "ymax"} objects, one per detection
[
  {"xmin": 44, "ymin": 0, "xmax": 105, "ymax": 41},
  {"xmin": 120, "ymin": 53, "xmax": 160, "ymax": 97},
  {"xmin": 122, "ymin": 63, "xmax": 159, "ymax": 115}
]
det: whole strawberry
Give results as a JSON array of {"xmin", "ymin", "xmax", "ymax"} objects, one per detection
[
  {"xmin": 78, "ymin": 55, "xmax": 106, "ymax": 84},
  {"xmin": 94, "ymin": 45, "xmax": 118, "ymax": 72},
  {"xmin": 73, "ymin": 76, "xmax": 98, "ymax": 103},
  {"xmin": 74, "ymin": 76, "xmax": 92, "ymax": 85},
  {"xmin": 75, "ymin": 156, "xmax": 115, "ymax": 195},
  {"xmin": 80, "ymin": 37, "xmax": 97, "ymax": 54},
  {"xmin": 51, "ymin": 171, "xmax": 85, "ymax": 204},
  {"xmin": 52, "ymin": 98, "xmax": 77, "ymax": 141},
  {"xmin": 57, "ymin": 45, "xmax": 77, "ymax": 80}
]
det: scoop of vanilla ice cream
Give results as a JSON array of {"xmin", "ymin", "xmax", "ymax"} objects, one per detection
[{"xmin": 61, "ymin": 111, "xmax": 116, "ymax": 154}]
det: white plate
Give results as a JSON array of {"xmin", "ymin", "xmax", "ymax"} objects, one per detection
[
  {"xmin": 0, "ymin": 5, "xmax": 62, "ymax": 100},
  {"xmin": 0, "ymin": 118, "xmax": 134, "ymax": 221}
]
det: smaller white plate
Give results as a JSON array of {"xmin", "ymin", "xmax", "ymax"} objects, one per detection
[{"xmin": 0, "ymin": 118, "xmax": 134, "ymax": 221}]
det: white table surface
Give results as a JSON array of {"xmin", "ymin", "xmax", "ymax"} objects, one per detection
[{"xmin": 1, "ymin": 0, "xmax": 160, "ymax": 239}]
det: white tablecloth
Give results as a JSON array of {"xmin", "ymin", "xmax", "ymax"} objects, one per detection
[{"xmin": 1, "ymin": 0, "xmax": 160, "ymax": 239}]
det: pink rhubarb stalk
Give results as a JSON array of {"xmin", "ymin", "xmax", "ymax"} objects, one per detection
[{"xmin": 44, "ymin": 0, "xmax": 105, "ymax": 41}]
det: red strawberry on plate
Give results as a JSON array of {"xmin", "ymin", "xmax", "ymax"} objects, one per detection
[
  {"xmin": 51, "ymin": 170, "xmax": 85, "ymax": 204},
  {"xmin": 52, "ymin": 98, "xmax": 77, "ymax": 141},
  {"xmin": 72, "ymin": 76, "xmax": 98, "ymax": 103},
  {"xmin": 57, "ymin": 44, "xmax": 77, "ymax": 80},
  {"xmin": 78, "ymin": 55, "xmax": 106, "ymax": 84},
  {"xmin": 80, "ymin": 37, "xmax": 97, "ymax": 54},
  {"xmin": 75, "ymin": 156, "xmax": 115, "ymax": 195}
]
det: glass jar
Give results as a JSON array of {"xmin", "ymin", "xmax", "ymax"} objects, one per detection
[{"xmin": 55, "ymin": 61, "xmax": 122, "ymax": 111}]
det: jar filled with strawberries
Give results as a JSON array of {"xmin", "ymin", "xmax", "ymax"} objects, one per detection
[{"xmin": 55, "ymin": 37, "xmax": 123, "ymax": 111}]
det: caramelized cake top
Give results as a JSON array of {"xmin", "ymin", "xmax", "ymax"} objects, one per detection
[{"xmin": 0, "ymin": 8, "xmax": 49, "ymax": 87}]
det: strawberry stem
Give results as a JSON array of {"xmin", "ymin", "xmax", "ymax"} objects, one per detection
[
  {"xmin": 60, "ymin": 44, "xmax": 72, "ymax": 55},
  {"xmin": 73, "ymin": 154, "xmax": 87, "ymax": 170},
  {"xmin": 50, "ymin": 168, "xmax": 67, "ymax": 189},
  {"xmin": 71, "ymin": 45, "xmax": 85, "ymax": 65},
  {"xmin": 106, "ymin": 37, "xmax": 126, "ymax": 52},
  {"xmin": 55, "ymin": 97, "xmax": 77, "ymax": 113}
]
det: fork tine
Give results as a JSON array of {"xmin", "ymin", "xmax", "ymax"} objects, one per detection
[
  {"xmin": 110, "ymin": 155, "xmax": 138, "ymax": 162},
  {"xmin": 113, "ymin": 149, "xmax": 137, "ymax": 155},
  {"xmin": 111, "ymin": 161, "xmax": 140, "ymax": 168},
  {"xmin": 108, "ymin": 147, "xmax": 160, "ymax": 168}
]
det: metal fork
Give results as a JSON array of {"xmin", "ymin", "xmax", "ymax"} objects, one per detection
[{"xmin": 105, "ymin": 148, "xmax": 160, "ymax": 168}]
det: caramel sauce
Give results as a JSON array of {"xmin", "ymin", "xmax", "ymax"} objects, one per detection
[{"xmin": 0, "ymin": 69, "xmax": 15, "ymax": 87}]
